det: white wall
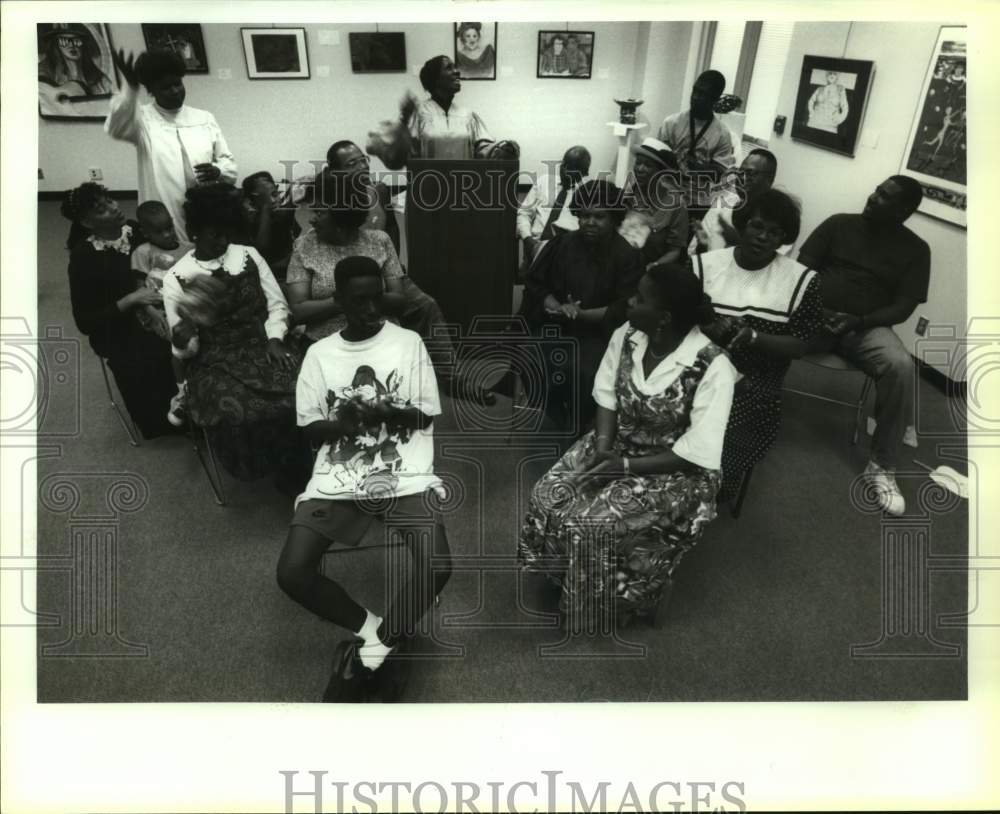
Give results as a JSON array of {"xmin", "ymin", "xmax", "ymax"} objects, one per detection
[
  {"xmin": 39, "ymin": 21, "xmax": 700, "ymax": 191},
  {"xmin": 767, "ymin": 22, "xmax": 967, "ymax": 374}
]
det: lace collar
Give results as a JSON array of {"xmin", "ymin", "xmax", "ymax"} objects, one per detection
[{"xmin": 87, "ymin": 224, "xmax": 132, "ymax": 255}]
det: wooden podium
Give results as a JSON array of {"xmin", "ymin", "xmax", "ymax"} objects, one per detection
[{"xmin": 405, "ymin": 159, "xmax": 519, "ymax": 335}]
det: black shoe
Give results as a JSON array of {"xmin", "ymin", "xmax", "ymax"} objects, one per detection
[
  {"xmin": 367, "ymin": 637, "xmax": 413, "ymax": 703},
  {"xmin": 322, "ymin": 639, "xmax": 369, "ymax": 703}
]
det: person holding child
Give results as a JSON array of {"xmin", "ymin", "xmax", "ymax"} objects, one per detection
[
  {"xmin": 62, "ymin": 182, "xmax": 177, "ymax": 439},
  {"xmin": 106, "ymin": 48, "xmax": 237, "ymax": 244},
  {"xmin": 163, "ymin": 183, "xmax": 306, "ymax": 486},
  {"xmin": 131, "ymin": 200, "xmax": 192, "ymax": 425}
]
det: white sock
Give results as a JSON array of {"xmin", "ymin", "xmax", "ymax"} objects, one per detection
[{"xmin": 357, "ymin": 610, "xmax": 392, "ymax": 670}]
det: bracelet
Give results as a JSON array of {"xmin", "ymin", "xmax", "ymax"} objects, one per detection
[
  {"xmin": 749, "ymin": 328, "xmax": 759, "ymax": 346},
  {"xmin": 596, "ymin": 434, "xmax": 613, "ymax": 444}
]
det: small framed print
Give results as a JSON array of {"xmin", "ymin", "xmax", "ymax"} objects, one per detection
[
  {"xmin": 141, "ymin": 23, "xmax": 209, "ymax": 74},
  {"xmin": 454, "ymin": 22, "xmax": 496, "ymax": 81},
  {"xmin": 537, "ymin": 30, "xmax": 594, "ymax": 79},
  {"xmin": 240, "ymin": 27, "xmax": 309, "ymax": 80},
  {"xmin": 348, "ymin": 32, "xmax": 407, "ymax": 74}
]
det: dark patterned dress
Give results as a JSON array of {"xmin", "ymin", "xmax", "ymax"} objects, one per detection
[
  {"xmin": 696, "ymin": 248, "xmax": 824, "ymax": 498},
  {"xmin": 183, "ymin": 254, "xmax": 304, "ymax": 480},
  {"xmin": 519, "ymin": 328, "xmax": 727, "ymax": 620}
]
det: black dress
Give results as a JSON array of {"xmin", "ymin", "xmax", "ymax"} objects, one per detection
[
  {"xmin": 520, "ymin": 230, "xmax": 642, "ymax": 433},
  {"xmin": 67, "ymin": 225, "xmax": 177, "ymax": 439}
]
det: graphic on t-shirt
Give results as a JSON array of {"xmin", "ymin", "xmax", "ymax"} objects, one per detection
[{"xmin": 322, "ymin": 364, "xmax": 413, "ymax": 496}]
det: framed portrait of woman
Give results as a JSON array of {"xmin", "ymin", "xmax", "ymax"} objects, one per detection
[
  {"xmin": 454, "ymin": 22, "xmax": 496, "ymax": 81},
  {"xmin": 37, "ymin": 23, "xmax": 118, "ymax": 120}
]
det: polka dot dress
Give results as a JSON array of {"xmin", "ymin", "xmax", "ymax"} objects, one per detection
[{"xmin": 696, "ymin": 249, "xmax": 825, "ymax": 499}]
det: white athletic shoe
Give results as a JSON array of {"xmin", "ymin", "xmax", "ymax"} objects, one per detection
[
  {"xmin": 863, "ymin": 460, "xmax": 906, "ymax": 516},
  {"xmin": 866, "ymin": 418, "xmax": 918, "ymax": 448}
]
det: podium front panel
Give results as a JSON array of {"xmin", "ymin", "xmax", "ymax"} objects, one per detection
[{"xmin": 405, "ymin": 159, "xmax": 519, "ymax": 336}]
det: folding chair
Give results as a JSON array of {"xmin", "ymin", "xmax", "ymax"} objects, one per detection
[
  {"xmin": 97, "ymin": 356, "xmax": 140, "ymax": 447},
  {"xmin": 784, "ymin": 352, "xmax": 875, "ymax": 445},
  {"xmin": 189, "ymin": 422, "xmax": 227, "ymax": 506}
]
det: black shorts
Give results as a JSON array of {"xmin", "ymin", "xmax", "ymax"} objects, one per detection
[{"xmin": 290, "ymin": 492, "xmax": 442, "ymax": 546}]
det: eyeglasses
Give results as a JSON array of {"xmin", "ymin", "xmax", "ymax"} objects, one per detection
[
  {"xmin": 57, "ymin": 36, "xmax": 84, "ymax": 47},
  {"xmin": 745, "ymin": 219, "xmax": 785, "ymax": 241}
]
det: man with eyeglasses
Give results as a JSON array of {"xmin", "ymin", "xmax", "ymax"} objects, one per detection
[{"xmin": 689, "ymin": 148, "xmax": 789, "ymax": 255}]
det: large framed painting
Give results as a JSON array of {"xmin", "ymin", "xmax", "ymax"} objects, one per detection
[
  {"xmin": 898, "ymin": 26, "xmax": 966, "ymax": 227},
  {"xmin": 141, "ymin": 23, "xmax": 209, "ymax": 74},
  {"xmin": 537, "ymin": 30, "xmax": 594, "ymax": 79},
  {"xmin": 241, "ymin": 27, "xmax": 310, "ymax": 79},
  {"xmin": 790, "ymin": 55, "xmax": 875, "ymax": 157},
  {"xmin": 37, "ymin": 23, "xmax": 118, "ymax": 120},
  {"xmin": 454, "ymin": 22, "xmax": 496, "ymax": 80}
]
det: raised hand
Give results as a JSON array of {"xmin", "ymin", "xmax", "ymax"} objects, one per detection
[{"xmin": 112, "ymin": 49, "xmax": 140, "ymax": 89}]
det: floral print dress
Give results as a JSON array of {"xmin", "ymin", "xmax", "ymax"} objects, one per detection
[{"xmin": 519, "ymin": 327, "xmax": 727, "ymax": 621}]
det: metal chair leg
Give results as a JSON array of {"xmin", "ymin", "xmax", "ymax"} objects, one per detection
[
  {"xmin": 190, "ymin": 423, "xmax": 227, "ymax": 506},
  {"xmin": 730, "ymin": 465, "xmax": 754, "ymax": 519},
  {"xmin": 852, "ymin": 376, "xmax": 875, "ymax": 446},
  {"xmin": 99, "ymin": 357, "xmax": 140, "ymax": 447}
]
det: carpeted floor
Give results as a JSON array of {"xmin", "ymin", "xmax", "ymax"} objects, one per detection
[{"xmin": 34, "ymin": 200, "xmax": 968, "ymax": 702}]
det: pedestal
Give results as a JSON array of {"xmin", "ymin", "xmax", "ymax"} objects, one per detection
[{"xmin": 606, "ymin": 121, "xmax": 648, "ymax": 188}]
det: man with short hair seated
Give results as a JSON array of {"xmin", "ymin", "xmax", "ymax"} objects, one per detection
[
  {"xmin": 798, "ymin": 175, "xmax": 930, "ymax": 516},
  {"xmin": 690, "ymin": 148, "xmax": 789, "ymax": 254},
  {"xmin": 277, "ymin": 255, "xmax": 452, "ymax": 695},
  {"xmin": 618, "ymin": 137, "xmax": 689, "ymax": 270},
  {"xmin": 326, "ymin": 139, "xmax": 402, "ymax": 254},
  {"xmin": 517, "ymin": 145, "xmax": 592, "ymax": 267}
]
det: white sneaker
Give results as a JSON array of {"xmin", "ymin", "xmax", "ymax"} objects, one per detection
[
  {"xmin": 867, "ymin": 418, "xmax": 918, "ymax": 448},
  {"xmin": 863, "ymin": 460, "xmax": 905, "ymax": 516}
]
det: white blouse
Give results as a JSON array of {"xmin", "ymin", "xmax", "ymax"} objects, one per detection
[
  {"xmin": 592, "ymin": 323, "xmax": 737, "ymax": 470},
  {"xmin": 162, "ymin": 244, "xmax": 290, "ymax": 359}
]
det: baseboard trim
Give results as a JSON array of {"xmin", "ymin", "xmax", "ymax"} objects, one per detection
[
  {"xmin": 39, "ymin": 190, "xmax": 138, "ymax": 201},
  {"xmin": 914, "ymin": 353, "xmax": 966, "ymax": 399}
]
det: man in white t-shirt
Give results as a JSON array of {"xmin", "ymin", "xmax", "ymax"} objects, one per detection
[{"xmin": 276, "ymin": 256, "xmax": 452, "ymax": 696}]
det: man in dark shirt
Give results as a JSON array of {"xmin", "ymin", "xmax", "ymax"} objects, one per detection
[{"xmin": 798, "ymin": 175, "xmax": 930, "ymax": 515}]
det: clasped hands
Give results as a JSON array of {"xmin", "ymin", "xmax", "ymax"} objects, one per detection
[
  {"xmin": 703, "ymin": 314, "xmax": 756, "ymax": 352},
  {"xmin": 571, "ymin": 449, "xmax": 628, "ymax": 489},
  {"xmin": 822, "ymin": 309, "xmax": 862, "ymax": 337},
  {"xmin": 545, "ymin": 294, "xmax": 582, "ymax": 321},
  {"xmin": 334, "ymin": 397, "xmax": 395, "ymax": 436}
]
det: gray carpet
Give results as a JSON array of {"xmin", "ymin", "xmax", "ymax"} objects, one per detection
[{"xmin": 34, "ymin": 200, "xmax": 968, "ymax": 702}]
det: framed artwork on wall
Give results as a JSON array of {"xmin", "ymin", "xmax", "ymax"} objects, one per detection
[
  {"xmin": 241, "ymin": 27, "xmax": 310, "ymax": 79},
  {"xmin": 454, "ymin": 22, "xmax": 496, "ymax": 80},
  {"xmin": 348, "ymin": 32, "xmax": 407, "ymax": 73},
  {"xmin": 37, "ymin": 23, "xmax": 117, "ymax": 120},
  {"xmin": 141, "ymin": 23, "xmax": 209, "ymax": 74},
  {"xmin": 898, "ymin": 25, "xmax": 966, "ymax": 227},
  {"xmin": 537, "ymin": 30, "xmax": 594, "ymax": 79},
  {"xmin": 790, "ymin": 55, "xmax": 875, "ymax": 157}
]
